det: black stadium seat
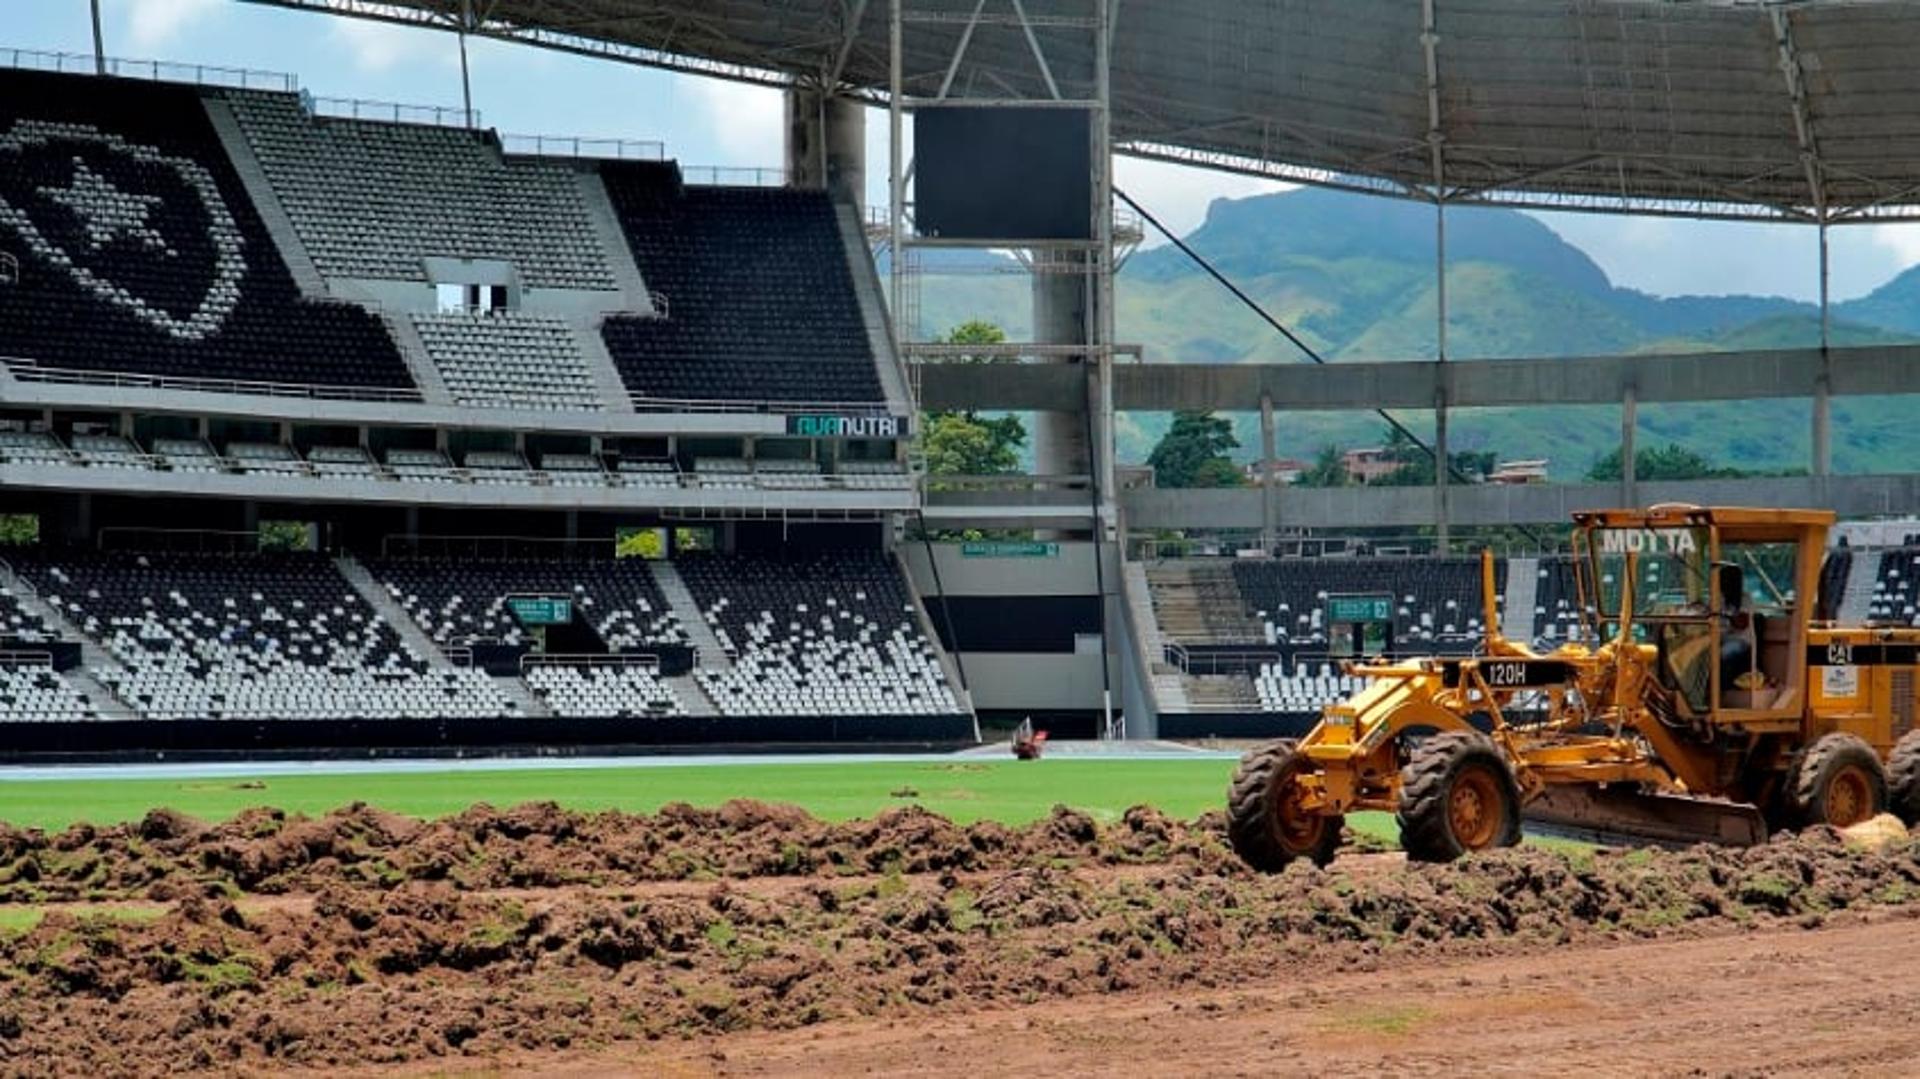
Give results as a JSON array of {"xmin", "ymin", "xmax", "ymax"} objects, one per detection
[
  {"xmin": 598, "ymin": 162, "xmax": 885, "ymax": 406},
  {"xmin": 0, "ymin": 70, "xmax": 411, "ymax": 390}
]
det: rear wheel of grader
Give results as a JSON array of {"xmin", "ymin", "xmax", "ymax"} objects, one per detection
[
  {"xmin": 1397, "ymin": 731, "xmax": 1522, "ymax": 863},
  {"xmin": 1227, "ymin": 739, "xmax": 1343, "ymax": 871},
  {"xmin": 1785, "ymin": 732, "xmax": 1886, "ymax": 830},
  {"xmin": 1887, "ymin": 731, "xmax": 1920, "ymax": 826}
]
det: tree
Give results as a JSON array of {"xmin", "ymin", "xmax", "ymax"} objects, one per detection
[
  {"xmin": 1295, "ymin": 444, "xmax": 1350, "ymax": 488},
  {"xmin": 1587, "ymin": 443, "xmax": 1744, "ymax": 482},
  {"xmin": 1369, "ymin": 425, "xmax": 1498, "ymax": 487},
  {"xmin": 920, "ymin": 321, "xmax": 1027, "ymax": 482},
  {"xmin": 923, "ymin": 412, "xmax": 1025, "ymax": 476},
  {"xmin": 257, "ymin": 520, "xmax": 314, "ymax": 551},
  {"xmin": 0, "ymin": 514, "xmax": 37, "ymax": 546},
  {"xmin": 1147, "ymin": 410, "xmax": 1245, "ymax": 488}
]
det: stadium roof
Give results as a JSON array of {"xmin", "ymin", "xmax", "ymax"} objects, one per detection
[{"xmin": 245, "ymin": 0, "xmax": 1920, "ymax": 223}]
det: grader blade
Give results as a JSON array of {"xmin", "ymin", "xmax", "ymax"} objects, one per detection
[{"xmin": 1523, "ymin": 786, "xmax": 1768, "ymax": 849}]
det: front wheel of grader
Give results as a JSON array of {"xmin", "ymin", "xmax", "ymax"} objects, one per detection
[
  {"xmin": 1227, "ymin": 739, "xmax": 1343, "ymax": 871},
  {"xmin": 1396, "ymin": 731, "xmax": 1523, "ymax": 863},
  {"xmin": 1782, "ymin": 732, "xmax": 1886, "ymax": 831}
]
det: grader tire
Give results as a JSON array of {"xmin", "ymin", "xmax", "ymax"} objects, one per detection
[
  {"xmin": 1227, "ymin": 739, "xmax": 1342, "ymax": 872},
  {"xmin": 1888, "ymin": 731, "xmax": 1920, "ymax": 826},
  {"xmin": 1786, "ymin": 732, "xmax": 1887, "ymax": 831},
  {"xmin": 1397, "ymin": 731, "xmax": 1522, "ymax": 863}
]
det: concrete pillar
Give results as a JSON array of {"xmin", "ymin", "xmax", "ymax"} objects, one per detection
[
  {"xmin": 785, "ymin": 86, "xmax": 866, "ymax": 206},
  {"xmin": 1622, "ymin": 383, "xmax": 1638, "ymax": 507},
  {"xmin": 1813, "ymin": 374, "xmax": 1832, "ymax": 478},
  {"xmin": 1433, "ymin": 390, "xmax": 1450, "ymax": 555},
  {"xmin": 1260, "ymin": 393, "xmax": 1277, "ymax": 555},
  {"xmin": 1031, "ymin": 254, "xmax": 1092, "ymax": 484}
]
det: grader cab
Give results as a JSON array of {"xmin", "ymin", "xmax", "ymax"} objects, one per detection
[{"xmin": 1229, "ymin": 505, "xmax": 1920, "ymax": 869}]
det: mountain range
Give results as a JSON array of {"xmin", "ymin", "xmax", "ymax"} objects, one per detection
[{"xmin": 904, "ymin": 187, "xmax": 1920, "ymax": 476}]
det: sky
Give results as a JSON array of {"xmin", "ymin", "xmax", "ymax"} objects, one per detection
[{"xmin": 9, "ymin": 0, "xmax": 1920, "ymax": 302}]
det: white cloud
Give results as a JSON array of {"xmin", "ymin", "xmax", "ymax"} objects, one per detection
[
  {"xmin": 330, "ymin": 18, "xmax": 452, "ymax": 73},
  {"xmin": 124, "ymin": 0, "xmax": 221, "ymax": 48},
  {"xmin": 1869, "ymin": 223, "xmax": 1920, "ymax": 268},
  {"xmin": 680, "ymin": 76, "xmax": 783, "ymax": 164},
  {"xmin": 1113, "ymin": 157, "xmax": 1292, "ymax": 245}
]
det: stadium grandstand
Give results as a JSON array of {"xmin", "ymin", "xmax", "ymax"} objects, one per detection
[{"xmin": 4, "ymin": 0, "xmax": 1920, "ymax": 757}]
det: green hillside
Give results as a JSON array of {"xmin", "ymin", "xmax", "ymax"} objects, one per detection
[{"xmin": 901, "ymin": 188, "xmax": 1920, "ymax": 477}]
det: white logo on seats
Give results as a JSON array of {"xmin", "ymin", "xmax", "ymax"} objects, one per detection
[{"xmin": 0, "ymin": 121, "xmax": 245, "ymax": 341}]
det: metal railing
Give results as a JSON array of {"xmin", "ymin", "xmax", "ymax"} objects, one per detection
[
  {"xmin": 626, "ymin": 393, "xmax": 897, "ymax": 416},
  {"xmin": 0, "ymin": 48, "xmax": 296, "ymax": 91},
  {"xmin": 0, "ymin": 649, "xmax": 56, "ymax": 670},
  {"xmin": 680, "ymin": 165, "xmax": 788, "ymax": 187},
  {"xmin": 520, "ymin": 652, "xmax": 661, "ymax": 672},
  {"xmin": 307, "ymin": 95, "xmax": 478, "ymax": 128},
  {"xmin": 500, "ymin": 133, "xmax": 667, "ymax": 161},
  {"xmin": 3, "ymin": 359, "xmax": 424, "ymax": 404}
]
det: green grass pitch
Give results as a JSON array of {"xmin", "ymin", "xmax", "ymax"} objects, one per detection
[{"xmin": 0, "ymin": 758, "xmax": 1251, "ymax": 832}]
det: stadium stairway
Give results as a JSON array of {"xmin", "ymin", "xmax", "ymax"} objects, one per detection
[
  {"xmin": 567, "ymin": 312, "xmax": 639, "ymax": 413},
  {"xmin": 378, "ymin": 313, "xmax": 456, "ymax": 406},
  {"xmin": 1503, "ymin": 556, "xmax": 1539, "ymax": 640},
  {"xmin": 1146, "ymin": 562, "xmax": 1265, "ymax": 644},
  {"xmin": 1841, "ymin": 553, "xmax": 1882, "ymax": 625},
  {"xmin": 1123, "ymin": 561, "xmax": 1189, "ymax": 711},
  {"xmin": 836, "ymin": 203, "xmax": 915, "ymax": 416},
  {"xmin": 0, "ymin": 560, "xmax": 137, "ymax": 720},
  {"xmin": 333, "ymin": 554, "xmax": 553, "ymax": 718},
  {"xmin": 202, "ymin": 97, "xmax": 328, "ymax": 298},
  {"xmin": 893, "ymin": 551, "xmax": 977, "ymax": 725},
  {"xmin": 576, "ymin": 171, "xmax": 655, "ymax": 314},
  {"xmin": 649, "ymin": 561, "xmax": 731, "ymax": 669}
]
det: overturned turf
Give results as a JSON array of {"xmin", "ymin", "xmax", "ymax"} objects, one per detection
[{"xmin": 2, "ymin": 804, "xmax": 1920, "ymax": 1076}]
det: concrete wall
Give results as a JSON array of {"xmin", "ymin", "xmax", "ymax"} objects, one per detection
[
  {"xmin": 1123, "ymin": 473, "xmax": 1920, "ymax": 530},
  {"xmin": 919, "ymin": 345, "xmax": 1920, "ymax": 413},
  {"xmin": 959, "ymin": 653, "xmax": 1110, "ymax": 712}
]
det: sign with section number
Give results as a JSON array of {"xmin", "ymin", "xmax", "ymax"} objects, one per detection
[
  {"xmin": 507, "ymin": 596, "xmax": 572, "ymax": 626},
  {"xmin": 1326, "ymin": 594, "xmax": 1393, "ymax": 624}
]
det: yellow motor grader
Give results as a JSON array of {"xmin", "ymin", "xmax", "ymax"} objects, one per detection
[{"xmin": 1229, "ymin": 505, "xmax": 1920, "ymax": 869}]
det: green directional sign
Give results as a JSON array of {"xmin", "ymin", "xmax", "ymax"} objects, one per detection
[
  {"xmin": 960, "ymin": 541, "xmax": 1060, "ymax": 559},
  {"xmin": 1326, "ymin": 594, "xmax": 1393, "ymax": 624},
  {"xmin": 507, "ymin": 596, "xmax": 573, "ymax": 626}
]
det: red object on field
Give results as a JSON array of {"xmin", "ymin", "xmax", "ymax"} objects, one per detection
[{"xmin": 1011, "ymin": 718, "xmax": 1048, "ymax": 760}]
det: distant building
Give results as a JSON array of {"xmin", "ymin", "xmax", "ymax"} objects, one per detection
[
  {"xmin": 1242, "ymin": 458, "xmax": 1308, "ymax": 486},
  {"xmin": 1489, "ymin": 458, "xmax": 1549, "ymax": 484},
  {"xmin": 1342, "ymin": 447, "xmax": 1400, "ymax": 485}
]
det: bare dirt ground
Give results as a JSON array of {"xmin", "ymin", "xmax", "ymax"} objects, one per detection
[{"xmin": 3, "ymin": 801, "xmax": 1919, "ymax": 1077}]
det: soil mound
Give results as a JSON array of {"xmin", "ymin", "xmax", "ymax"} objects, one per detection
[{"xmin": 1, "ymin": 806, "xmax": 1918, "ymax": 1074}]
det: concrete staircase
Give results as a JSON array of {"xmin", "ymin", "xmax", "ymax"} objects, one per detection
[
  {"xmin": 650, "ymin": 563, "xmax": 730, "ymax": 668},
  {"xmin": 202, "ymin": 97, "xmax": 328, "ymax": 298},
  {"xmin": 1145, "ymin": 561, "xmax": 1266, "ymax": 644},
  {"xmin": 1503, "ymin": 557, "xmax": 1540, "ymax": 641},
  {"xmin": 1124, "ymin": 560, "xmax": 1189, "ymax": 711},
  {"xmin": 335, "ymin": 555, "xmax": 553, "ymax": 716},
  {"xmin": 576, "ymin": 170, "xmax": 653, "ymax": 313},
  {"xmin": 1841, "ymin": 551, "xmax": 1883, "ymax": 625},
  {"xmin": 380, "ymin": 312, "xmax": 456, "ymax": 406},
  {"xmin": 1183, "ymin": 674, "xmax": 1259, "ymax": 712},
  {"xmin": 568, "ymin": 312, "xmax": 637, "ymax": 414},
  {"xmin": 0, "ymin": 560, "xmax": 137, "ymax": 719},
  {"xmin": 893, "ymin": 552, "xmax": 977, "ymax": 725},
  {"xmin": 333, "ymin": 556, "xmax": 455, "ymax": 670}
]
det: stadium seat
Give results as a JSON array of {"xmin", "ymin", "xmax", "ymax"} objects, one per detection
[
  {"xmin": 224, "ymin": 91, "xmax": 615, "ymax": 289},
  {"xmin": 597, "ymin": 163, "xmax": 885, "ymax": 407},
  {"xmin": 13, "ymin": 549, "xmax": 511, "ymax": 721},
  {"xmin": 412, "ymin": 310, "xmax": 602, "ymax": 412},
  {"xmin": 679, "ymin": 551, "xmax": 959, "ymax": 717},
  {"xmin": 0, "ymin": 71, "xmax": 414, "ymax": 391}
]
